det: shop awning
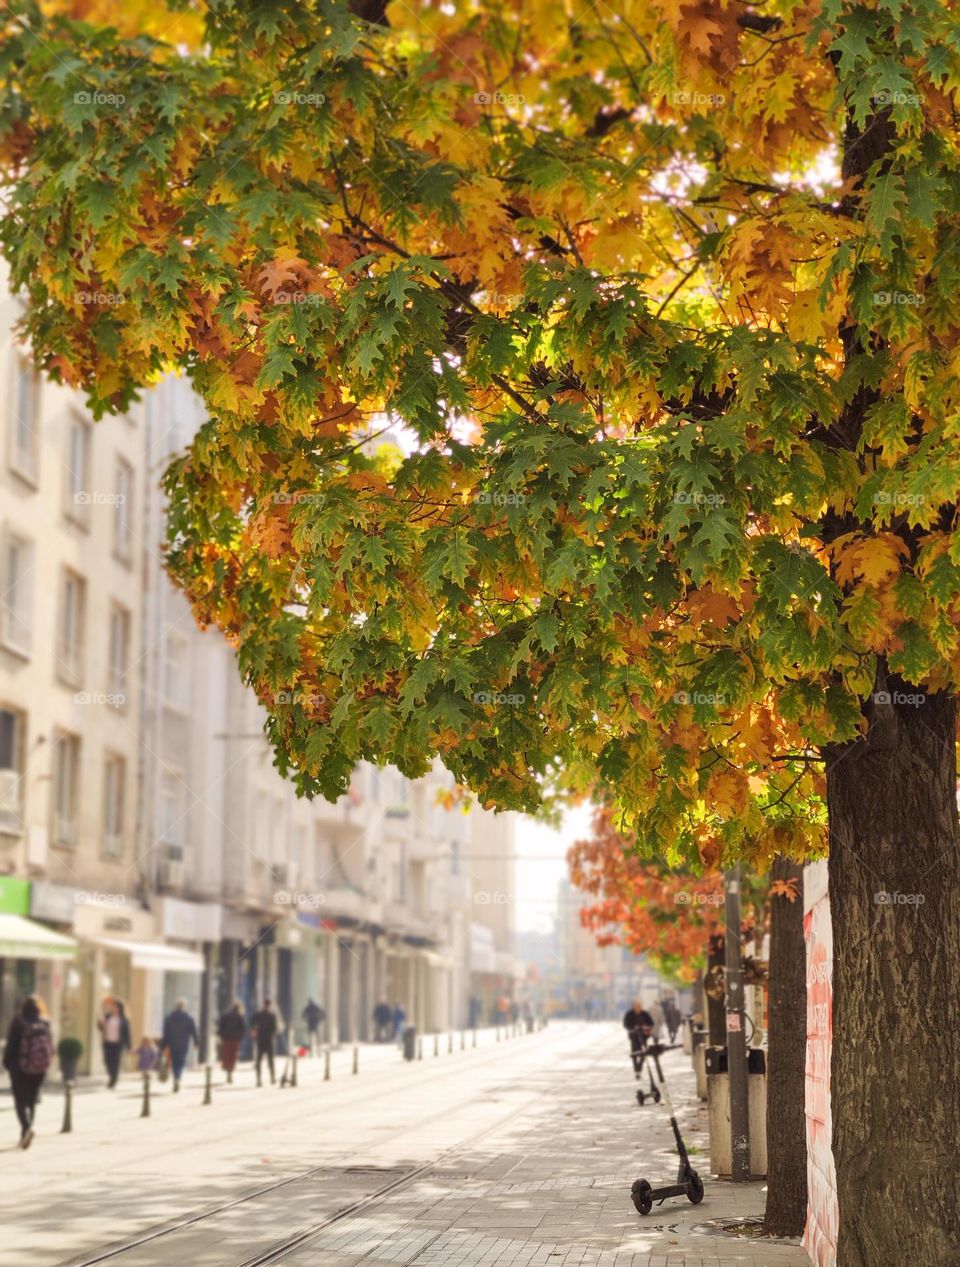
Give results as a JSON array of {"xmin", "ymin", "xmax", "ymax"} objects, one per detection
[
  {"xmin": 0, "ymin": 914, "xmax": 76, "ymax": 960},
  {"xmin": 96, "ymin": 938, "xmax": 204, "ymax": 974}
]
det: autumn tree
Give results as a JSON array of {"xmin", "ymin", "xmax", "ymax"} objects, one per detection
[{"xmin": 2, "ymin": 1, "xmax": 959, "ymax": 1259}]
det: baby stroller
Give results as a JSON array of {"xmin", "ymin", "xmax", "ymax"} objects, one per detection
[{"xmin": 629, "ymin": 1023, "xmax": 661, "ymax": 1106}]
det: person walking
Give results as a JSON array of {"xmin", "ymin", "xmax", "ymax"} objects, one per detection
[
  {"xmin": 3, "ymin": 996, "xmax": 54, "ymax": 1149},
  {"xmin": 98, "ymin": 997, "xmax": 131, "ymax": 1088},
  {"xmin": 372, "ymin": 999, "xmax": 392, "ymax": 1042},
  {"xmin": 664, "ymin": 997, "xmax": 682, "ymax": 1043},
  {"xmin": 392, "ymin": 1002, "xmax": 406, "ymax": 1044},
  {"xmin": 250, "ymin": 999, "xmax": 278, "ymax": 1084},
  {"xmin": 217, "ymin": 1001, "xmax": 246, "ymax": 1082},
  {"xmin": 160, "ymin": 998, "xmax": 198, "ymax": 1092},
  {"xmin": 649, "ymin": 998, "xmax": 666, "ymax": 1043},
  {"xmin": 301, "ymin": 999, "xmax": 326, "ymax": 1054}
]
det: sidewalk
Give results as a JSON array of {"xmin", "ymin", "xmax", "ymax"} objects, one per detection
[
  {"xmin": 0, "ymin": 1023, "xmax": 810, "ymax": 1267},
  {"xmin": 281, "ymin": 1030, "xmax": 809, "ymax": 1267}
]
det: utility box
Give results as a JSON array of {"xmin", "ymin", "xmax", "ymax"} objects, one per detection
[{"xmin": 693, "ymin": 1030, "xmax": 708, "ymax": 1100}]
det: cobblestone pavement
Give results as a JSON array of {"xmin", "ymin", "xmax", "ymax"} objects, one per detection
[{"xmin": 0, "ymin": 1023, "xmax": 809, "ymax": 1267}]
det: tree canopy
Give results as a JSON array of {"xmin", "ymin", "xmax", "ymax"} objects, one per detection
[{"xmin": 2, "ymin": 0, "xmax": 959, "ymax": 868}]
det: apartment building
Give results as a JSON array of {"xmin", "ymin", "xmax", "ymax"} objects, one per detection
[
  {"xmin": 0, "ymin": 315, "xmax": 519, "ymax": 1071},
  {"xmin": 0, "ymin": 284, "xmax": 150, "ymax": 1061}
]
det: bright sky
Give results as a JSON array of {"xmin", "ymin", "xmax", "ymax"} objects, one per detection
[{"xmin": 513, "ymin": 802, "xmax": 595, "ymax": 933}]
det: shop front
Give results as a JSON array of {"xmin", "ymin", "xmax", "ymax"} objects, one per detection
[{"xmin": 0, "ymin": 877, "xmax": 77, "ymax": 1042}]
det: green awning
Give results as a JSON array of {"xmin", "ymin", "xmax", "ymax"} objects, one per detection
[{"xmin": 0, "ymin": 914, "xmax": 76, "ymax": 960}]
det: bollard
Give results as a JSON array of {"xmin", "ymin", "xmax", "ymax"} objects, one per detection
[
  {"xmin": 472, "ymin": 1027, "xmax": 477, "ymax": 1048},
  {"xmin": 291, "ymin": 1053, "xmax": 298, "ymax": 1088},
  {"xmin": 140, "ymin": 1071, "xmax": 151, "ymax": 1118},
  {"xmin": 352, "ymin": 1044, "xmax": 359, "ymax": 1075},
  {"xmin": 434, "ymin": 1033, "xmax": 439, "ymax": 1057},
  {"xmin": 61, "ymin": 1080, "xmax": 73, "ymax": 1134},
  {"xmin": 417, "ymin": 1036, "xmax": 423, "ymax": 1061},
  {"xmin": 203, "ymin": 1064, "xmax": 212, "ymax": 1105},
  {"xmin": 496, "ymin": 1026, "xmax": 501, "ymax": 1043},
  {"xmin": 324, "ymin": 1047, "xmax": 331, "ymax": 1081},
  {"xmin": 448, "ymin": 1031, "xmax": 453, "ymax": 1054},
  {"xmin": 460, "ymin": 1029, "xmax": 465, "ymax": 1051}
]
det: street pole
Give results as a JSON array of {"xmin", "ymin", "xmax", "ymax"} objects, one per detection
[{"xmin": 724, "ymin": 865, "xmax": 750, "ymax": 1182}]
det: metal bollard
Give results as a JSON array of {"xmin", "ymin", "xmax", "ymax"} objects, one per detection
[
  {"xmin": 324, "ymin": 1047, "xmax": 331, "ymax": 1081},
  {"xmin": 417, "ymin": 1036, "xmax": 423, "ymax": 1061},
  {"xmin": 352, "ymin": 1044, "xmax": 359, "ymax": 1075},
  {"xmin": 61, "ymin": 1081, "xmax": 73, "ymax": 1134},
  {"xmin": 140, "ymin": 1071, "xmax": 151, "ymax": 1118},
  {"xmin": 460, "ymin": 1030, "xmax": 465, "ymax": 1051},
  {"xmin": 472, "ymin": 1027, "xmax": 477, "ymax": 1048},
  {"xmin": 496, "ymin": 1026, "xmax": 501, "ymax": 1043},
  {"xmin": 433, "ymin": 1033, "xmax": 439, "ymax": 1057},
  {"xmin": 203, "ymin": 1064, "xmax": 212, "ymax": 1105},
  {"xmin": 291, "ymin": 1053, "xmax": 298, "ymax": 1088}
]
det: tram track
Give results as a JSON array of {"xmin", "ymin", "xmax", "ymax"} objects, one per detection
[{"xmin": 59, "ymin": 1023, "xmax": 602, "ymax": 1267}]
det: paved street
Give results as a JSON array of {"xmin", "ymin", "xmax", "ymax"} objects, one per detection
[{"xmin": 0, "ymin": 1022, "xmax": 807, "ymax": 1267}]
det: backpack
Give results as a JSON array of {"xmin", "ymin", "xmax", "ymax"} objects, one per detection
[{"xmin": 19, "ymin": 1020, "xmax": 53, "ymax": 1075}]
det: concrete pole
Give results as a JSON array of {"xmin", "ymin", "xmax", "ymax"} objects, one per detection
[{"xmin": 724, "ymin": 865, "xmax": 751, "ymax": 1182}]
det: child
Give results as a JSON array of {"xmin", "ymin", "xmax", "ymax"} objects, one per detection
[{"xmin": 135, "ymin": 1036, "xmax": 158, "ymax": 1073}]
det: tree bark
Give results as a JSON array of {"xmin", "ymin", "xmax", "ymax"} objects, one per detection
[
  {"xmin": 763, "ymin": 857, "xmax": 807, "ymax": 1238},
  {"xmin": 826, "ymin": 683, "xmax": 960, "ymax": 1265}
]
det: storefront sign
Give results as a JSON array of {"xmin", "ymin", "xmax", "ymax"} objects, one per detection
[
  {"xmin": 0, "ymin": 876, "xmax": 31, "ymax": 915},
  {"xmin": 159, "ymin": 896, "xmax": 222, "ymax": 942},
  {"xmin": 31, "ymin": 879, "xmax": 79, "ymax": 923}
]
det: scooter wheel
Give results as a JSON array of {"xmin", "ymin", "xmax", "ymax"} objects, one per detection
[
  {"xmin": 636, "ymin": 1090, "xmax": 645, "ymax": 1105},
  {"xmin": 651, "ymin": 1087, "xmax": 661, "ymax": 1103},
  {"xmin": 631, "ymin": 1179, "xmax": 653, "ymax": 1216},
  {"xmin": 687, "ymin": 1171, "xmax": 704, "ymax": 1205}
]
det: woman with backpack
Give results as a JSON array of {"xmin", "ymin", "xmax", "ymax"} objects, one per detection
[{"xmin": 3, "ymin": 995, "xmax": 54, "ymax": 1149}]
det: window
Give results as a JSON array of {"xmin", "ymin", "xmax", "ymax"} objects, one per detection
[
  {"xmin": 159, "ymin": 771, "xmax": 186, "ymax": 848},
  {"xmin": 57, "ymin": 569, "xmax": 86, "ymax": 685},
  {"xmin": 64, "ymin": 413, "xmax": 92, "ymax": 526},
  {"xmin": 0, "ymin": 707, "xmax": 24, "ymax": 834},
  {"xmin": 102, "ymin": 754, "xmax": 125, "ymax": 858},
  {"xmin": 162, "ymin": 631, "xmax": 189, "ymax": 709},
  {"xmin": 108, "ymin": 603, "xmax": 130, "ymax": 705},
  {"xmin": 2, "ymin": 533, "xmax": 33, "ymax": 655},
  {"xmin": 52, "ymin": 731, "xmax": 81, "ymax": 847},
  {"xmin": 9, "ymin": 355, "xmax": 40, "ymax": 483},
  {"xmin": 113, "ymin": 459, "xmax": 133, "ymax": 562}
]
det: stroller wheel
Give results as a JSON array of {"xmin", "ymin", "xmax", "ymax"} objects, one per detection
[
  {"xmin": 631, "ymin": 1179, "xmax": 653, "ymax": 1216},
  {"xmin": 687, "ymin": 1171, "xmax": 704, "ymax": 1204},
  {"xmin": 636, "ymin": 1090, "xmax": 645, "ymax": 1106},
  {"xmin": 651, "ymin": 1087, "xmax": 661, "ymax": 1104}
]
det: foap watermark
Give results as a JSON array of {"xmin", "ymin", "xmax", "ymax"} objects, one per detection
[
  {"xmin": 474, "ymin": 691, "xmax": 525, "ymax": 706},
  {"xmin": 674, "ymin": 491, "xmax": 726, "ymax": 506},
  {"xmin": 874, "ymin": 890, "xmax": 925, "ymax": 907},
  {"xmin": 674, "ymin": 690, "xmax": 726, "ymax": 706},
  {"xmin": 674, "ymin": 891, "xmax": 723, "ymax": 906},
  {"xmin": 274, "ymin": 890, "xmax": 327, "ymax": 908},
  {"xmin": 874, "ymin": 90, "xmax": 921, "ymax": 107},
  {"xmin": 76, "ymin": 291, "xmax": 124, "ymax": 307},
  {"xmin": 273, "ymin": 291, "xmax": 324, "ymax": 306},
  {"xmin": 73, "ymin": 90, "xmax": 126, "ymax": 107},
  {"xmin": 873, "ymin": 492, "xmax": 925, "ymax": 508},
  {"xmin": 474, "ymin": 491, "xmax": 526, "ymax": 506},
  {"xmin": 474, "ymin": 90, "xmax": 525, "ymax": 107},
  {"xmin": 873, "ymin": 690, "xmax": 925, "ymax": 707},
  {"xmin": 274, "ymin": 90, "xmax": 326, "ymax": 107},
  {"xmin": 276, "ymin": 690, "xmax": 323, "ymax": 709},
  {"xmin": 474, "ymin": 891, "xmax": 515, "ymax": 905},
  {"xmin": 74, "ymin": 691, "xmax": 126, "ymax": 708},
  {"xmin": 273, "ymin": 490, "xmax": 323, "ymax": 506},
  {"xmin": 76, "ymin": 891, "xmax": 127, "ymax": 908},
  {"xmin": 874, "ymin": 291, "xmax": 924, "ymax": 307},
  {"xmin": 73, "ymin": 490, "xmax": 126, "ymax": 506},
  {"xmin": 673, "ymin": 90, "xmax": 725, "ymax": 108}
]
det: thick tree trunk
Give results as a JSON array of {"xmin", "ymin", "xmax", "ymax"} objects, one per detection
[
  {"xmin": 827, "ymin": 684, "xmax": 960, "ymax": 1265},
  {"xmin": 763, "ymin": 857, "xmax": 807, "ymax": 1238}
]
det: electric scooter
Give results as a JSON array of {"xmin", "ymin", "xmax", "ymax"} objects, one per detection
[{"xmin": 630, "ymin": 1041, "xmax": 704, "ymax": 1215}]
